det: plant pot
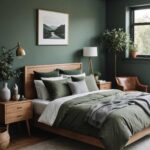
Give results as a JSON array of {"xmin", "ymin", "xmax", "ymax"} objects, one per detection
[
  {"xmin": 130, "ymin": 51, "xmax": 138, "ymax": 59},
  {"xmin": 0, "ymin": 128, "xmax": 10, "ymax": 150},
  {"xmin": 0, "ymin": 82, "xmax": 11, "ymax": 101}
]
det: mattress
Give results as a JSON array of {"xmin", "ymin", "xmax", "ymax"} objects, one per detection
[{"xmin": 32, "ymin": 99, "xmax": 50, "ymax": 115}]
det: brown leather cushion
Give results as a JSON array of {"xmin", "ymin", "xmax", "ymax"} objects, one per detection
[{"xmin": 117, "ymin": 77, "xmax": 137, "ymax": 91}]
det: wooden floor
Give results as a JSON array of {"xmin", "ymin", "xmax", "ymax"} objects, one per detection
[
  {"xmin": 5, "ymin": 132, "xmax": 150, "ymax": 150},
  {"xmin": 4, "ymin": 125, "xmax": 150, "ymax": 150},
  {"xmin": 7, "ymin": 135, "xmax": 47, "ymax": 150},
  {"xmin": 6, "ymin": 127, "xmax": 53, "ymax": 150}
]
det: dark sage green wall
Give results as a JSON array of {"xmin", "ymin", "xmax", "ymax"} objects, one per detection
[
  {"xmin": 0, "ymin": 0, "xmax": 106, "ymax": 89},
  {"xmin": 106, "ymin": 0, "xmax": 150, "ymax": 89}
]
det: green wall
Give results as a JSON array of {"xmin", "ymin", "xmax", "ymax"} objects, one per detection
[
  {"xmin": 0, "ymin": 0, "xmax": 106, "ymax": 89},
  {"xmin": 106, "ymin": 0, "xmax": 150, "ymax": 88}
]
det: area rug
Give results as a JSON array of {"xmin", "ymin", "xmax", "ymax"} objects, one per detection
[{"xmin": 21, "ymin": 136, "xmax": 150, "ymax": 150}]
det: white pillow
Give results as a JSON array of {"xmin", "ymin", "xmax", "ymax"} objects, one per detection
[
  {"xmin": 68, "ymin": 80, "xmax": 89, "ymax": 95},
  {"xmin": 41, "ymin": 77, "xmax": 64, "ymax": 80},
  {"xmin": 34, "ymin": 80, "xmax": 49, "ymax": 100},
  {"xmin": 34, "ymin": 77, "xmax": 64, "ymax": 100},
  {"xmin": 61, "ymin": 73, "xmax": 86, "ymax": 78},
  {"xmin": 85, "ymin": 75, "xmax": 99, "ymax": 91}
]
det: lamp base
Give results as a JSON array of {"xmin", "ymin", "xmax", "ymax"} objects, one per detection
[{"xmin": 88, "ymin": 57, "xmax": 94, "ymax": 74}]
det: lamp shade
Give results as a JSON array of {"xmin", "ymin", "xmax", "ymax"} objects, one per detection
[{"xmin": 83, "ymin": 47, "xmax": 98, "ymax": 57}]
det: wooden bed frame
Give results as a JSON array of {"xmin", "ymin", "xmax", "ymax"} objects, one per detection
[{"xmin": 24, "ymin": 62, "xmax": 150, "ymax": 149}]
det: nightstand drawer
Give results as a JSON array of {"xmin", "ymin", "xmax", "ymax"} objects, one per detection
[
  {"xmin": 0, "ymin": 100, "xmax": 32, "ymax": 136},
  {"xmin": 6, "ymin": 102, "xmax": 32, "ymax": 114},
  {"xmin": 97, "ymin": 82, "xmax": 112, "ymax": 90},
  {"xmin": 5, "ymin": 111, "xmax": 32, "ymax": 124}
]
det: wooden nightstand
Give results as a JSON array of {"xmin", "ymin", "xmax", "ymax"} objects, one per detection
[
  {"xmin": 0, "ymin": 100, "xmax": 32, "ymax": 136},
  {"xmin": 97, "ymin": 81, "xmax": 112, "ymax": 90}
]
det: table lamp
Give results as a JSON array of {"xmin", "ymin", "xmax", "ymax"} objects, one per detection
[{"xmin": 83, "ymin": 47, "xmax": 98, "ymax": 74}]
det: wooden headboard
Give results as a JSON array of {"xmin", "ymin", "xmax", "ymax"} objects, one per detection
[{"xmin": 24, "ymin": 63, "xmax": 82, "ymax": 99}]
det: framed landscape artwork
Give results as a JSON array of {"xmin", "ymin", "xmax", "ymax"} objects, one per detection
[{"xmin": 38, "ymin": 9, "xmax": 69, "ymax": 45}]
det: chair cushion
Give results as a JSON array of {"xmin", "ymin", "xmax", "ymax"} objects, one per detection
[{"xmin": 117, "ymin": 77, "xmax": 137, "ymax": 91}]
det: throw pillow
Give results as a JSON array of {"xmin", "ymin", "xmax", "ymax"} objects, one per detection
[
  {"xmin": 41, "ymin": 77, "xmax": 63, "ymax": 81},
  {"xmin": 34, "ymin": 70, "xmax": 59, "ymax": 80},
  {"xmin": 68, "ymin": 80, "xmax": 89, "ymax": 94},
  {"xmin": 62, "ymin": 73, "xmax": 86, "ymax": 78},
  {"xmin": 71, "ymin": 76, "xmax": 85, "ymax": 82},
  {"xmin": 43, "ymin": 79, "xmax": 72, "ymax": 100},
  {"xmin": 34, "ymin": 80, "xmax": 49, "ymax": 100},
  {"xmin": 85, "ymin": 75, "xmax": 99, "ymax": 92},
  {"xmin": 58, "ymin": 69, "xmax": 81, "ymax": 75}
]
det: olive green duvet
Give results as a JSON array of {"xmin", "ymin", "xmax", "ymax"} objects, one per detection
[{"xmin": 54, "ymin": 90, "xmax": 150, "ymax": 150}]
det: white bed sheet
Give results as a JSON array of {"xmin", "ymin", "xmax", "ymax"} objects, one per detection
[{"xmin": 32, "ymin": 99, "xmax": 50, "ymax": 115}]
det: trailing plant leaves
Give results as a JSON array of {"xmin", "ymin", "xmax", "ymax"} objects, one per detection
[{"xmin": 0, "ymin": 47, "xmax": 18, "ymax": 82}]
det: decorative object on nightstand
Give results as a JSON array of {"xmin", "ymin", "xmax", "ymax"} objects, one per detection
[
  {"xmin": 94, "ymin": 72, "xmax": 101, "ymax": 81},
  {"xmin": 83, "ymin": 47, "xmax": 98, "ymax": 74},
  {"xmin": 0, "ymin": 127, "xmax": 10, "ymax": 150},
  {"xmin": 97, "ymin": 81, "xmax": 112, "ymax": 90},
  {"xmin": 0, "ymin": 83, "xmax": 11, "ymax": 102},
  {"xmin": 12, "ymin": 84, "xmax": 20, "ymax": 101},
  {"xmin": 20, "ymin": 95, "xmax": 26, "ymax": 101},
  {"xmin": 0, "ymin": 100, "xmax": 32, "ymax": 136},
  {"xmin": 0, "ymin": 42, "xmax": 26, "ymax": 101}
]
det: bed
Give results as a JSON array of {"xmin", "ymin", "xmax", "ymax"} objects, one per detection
[{"xmin": 24, "ymin": 63, "xmax": 150, "ymax": 150}]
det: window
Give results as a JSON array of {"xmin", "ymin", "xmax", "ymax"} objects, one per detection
[{"xmin": 130, "ymin": 6, "xmax": 150, "ymax": 56}]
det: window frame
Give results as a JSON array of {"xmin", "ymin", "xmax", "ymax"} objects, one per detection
[{"xmin": 130, "ymin": 5, "xmax": 150, "ymax": 57}]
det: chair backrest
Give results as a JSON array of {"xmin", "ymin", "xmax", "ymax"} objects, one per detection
[{"xmin": 116, "ymin": 76, "xmax": 138, "ymax": 91}]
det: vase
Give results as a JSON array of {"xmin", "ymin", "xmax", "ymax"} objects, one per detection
[
  {"xmin": 0, "ymin": 128, "xmax": 10, "ymax": 150},
  {"xmin": 0, "ymin": 82, "xmax": 11, "ymax": 101}
]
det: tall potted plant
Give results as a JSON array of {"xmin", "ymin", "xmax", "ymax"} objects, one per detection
[
  {"xmin": 102, "ymin": 28, "xmax": 128, "ymax": 77},
  {"xmin": 0, "ymin": 47, "xmax": 17, "ymax": 101}
]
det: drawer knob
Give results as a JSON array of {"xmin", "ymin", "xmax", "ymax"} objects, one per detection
[
  {"xmin": 17, "ymin": 107, "xmax": 22, "ymax": 109},
  {"xmin": 17, "ymin": 115, "xmax": 22, "ymax": 118}
]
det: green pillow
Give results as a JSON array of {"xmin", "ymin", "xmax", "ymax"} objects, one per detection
[
  {"xmin": 34, "ymin": 70, "xmax": 59, "ymax": 80},
  {"xmin": 71, "ymin": 76, "xmax": 85, "ymax": 82},
  {"xmin": 58, "ymin": 69, "xmax": 81, "ymax": 75},
  {"xmin": 43, "ymin": 79, "xmax": 71, "ymax": 100}
]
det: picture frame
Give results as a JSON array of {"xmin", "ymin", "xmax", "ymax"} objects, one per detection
[{"xmin": 38, "ymin": 9, "xmax": 69, "ymax": 45}]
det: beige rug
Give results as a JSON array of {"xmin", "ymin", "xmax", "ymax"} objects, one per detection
[{"xmin": 21, "ymin": 136, "xmax": 150, "ymax": 150}]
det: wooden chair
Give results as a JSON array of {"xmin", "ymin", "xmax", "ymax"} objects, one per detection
[{"xmin": 115, "ymin": 76, "xmax": 148, "ymax": 92}]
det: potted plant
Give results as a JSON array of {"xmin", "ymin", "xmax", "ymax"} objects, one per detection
[
  {"xmin": 94, "ymin": 72, "xmax": 101, "ymax": 81},
  {"xmin": 129, "ymin": 43, "xmax": 138, "ymax": 59},
  {"xmin": 0, "ymin": 47, "xmax": 17, "ymax": 101},
  {"xmin": 101, "ymin": 28, "xmax": 128, "ymax": 77}
]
